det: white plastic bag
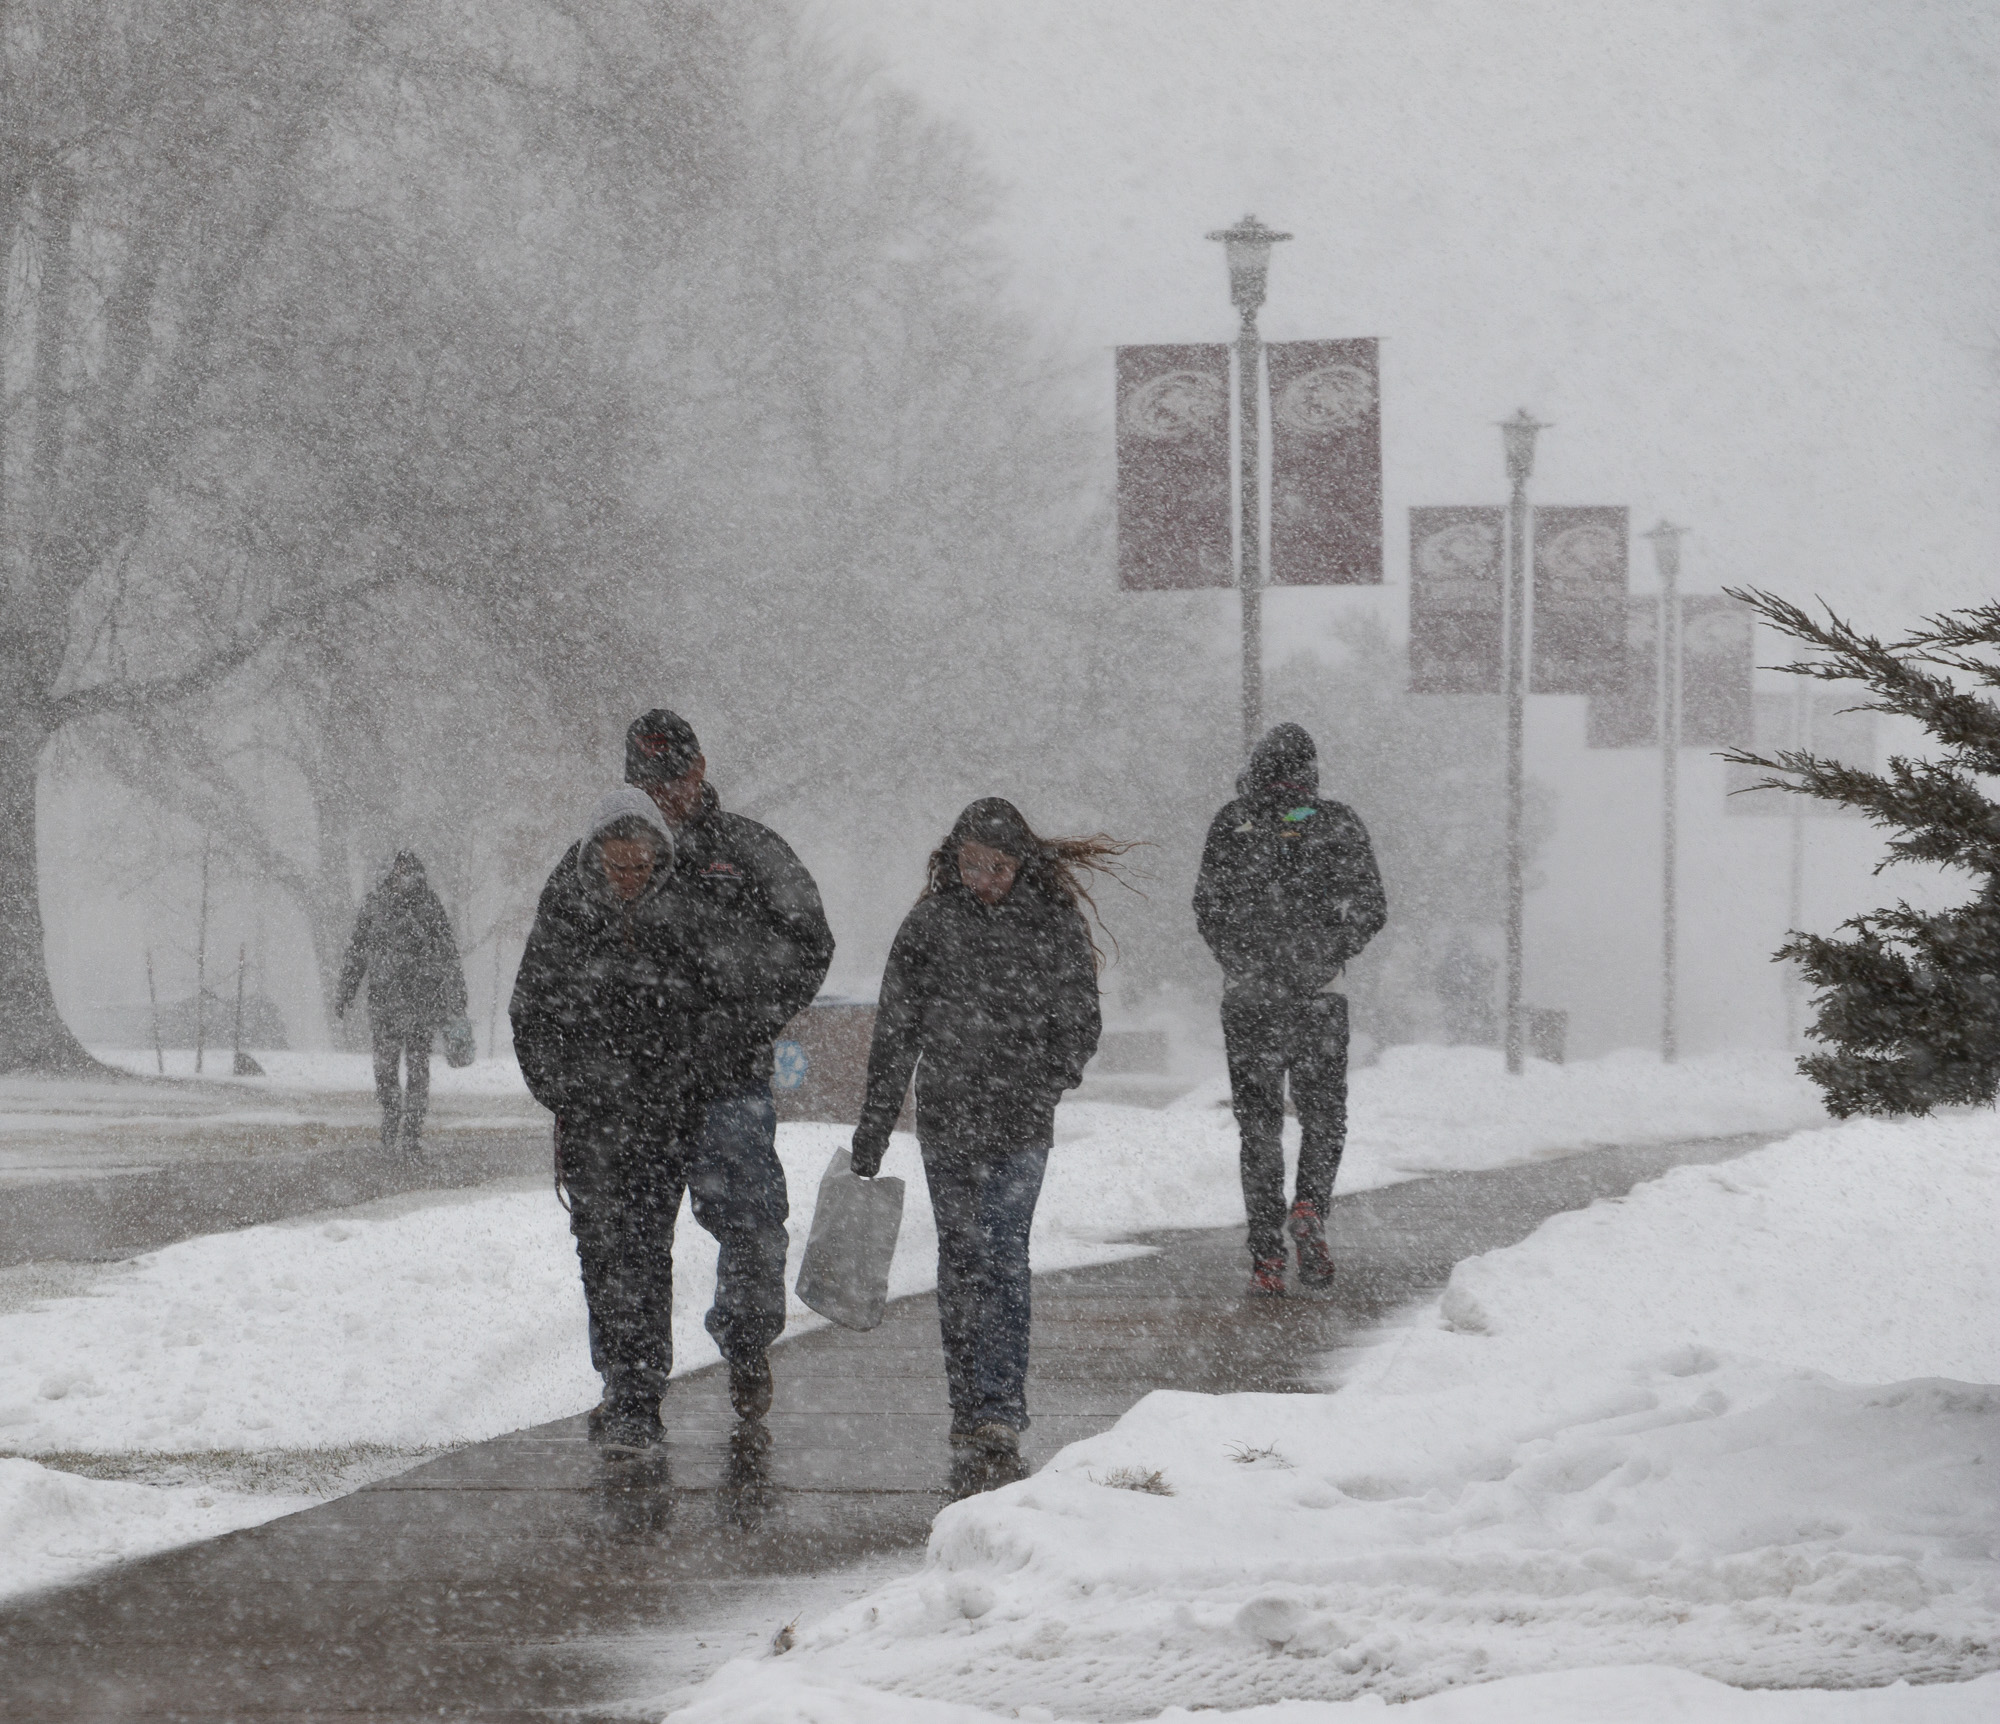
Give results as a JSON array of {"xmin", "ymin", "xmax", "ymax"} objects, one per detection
[{"xmin": 795, "ymin": 1147, "xmax": 905, "ymax": 1331}]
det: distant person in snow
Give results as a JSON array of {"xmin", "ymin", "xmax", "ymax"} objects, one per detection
[
  {"xmin": 511, "ymin": 714, "xmax": 834, "ymax": 1456},
  {"xmin": 851, "ymin": 799, "xmax": 1124, "ymax": 1477},
  {"xmin": 336, "ymin": 850, "xmax": 467, "ymax": 1158},
  {"xmin": 1194, "ymin": 724, "xmax": 1386, "ymax": 1297}
]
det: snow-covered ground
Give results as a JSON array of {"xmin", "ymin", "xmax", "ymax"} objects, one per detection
[
  {"xmin": 1, "ymin": 1046, "xmax": 1830, "ymax": 1606},
  {"xmin": 667, "ymin": 1110, "xmax": 1999, "ymax": 1723}
]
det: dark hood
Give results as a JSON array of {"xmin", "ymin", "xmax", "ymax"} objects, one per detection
[
  {"xmin": 1236, "ymin": 723, "xmax": 1320, "ymax": 801},
  {"xmin": 949, "ymin": 797, "xmax": 1037, "ymax": 859}
]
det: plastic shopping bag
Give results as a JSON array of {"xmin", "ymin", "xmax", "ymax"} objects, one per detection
[
  {"xmin": 441, "ymin": 1015, "xmax": 477, "ymax": 1069},
  {"xmin": 795, "ymin": 1147, "xmax": 905, "ymax": 1331}
]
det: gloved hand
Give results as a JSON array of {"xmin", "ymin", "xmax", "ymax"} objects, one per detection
[{"xmin": 849, "ymin": 1127, "xmax": 888, "ymax": 1180}]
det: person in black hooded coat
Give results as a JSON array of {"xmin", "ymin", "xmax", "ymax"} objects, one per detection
[
  {"xmin": 852, "ymin": 800, "xmax": 1114, "ymax": 1465},
  {"xmin": 1194, "ymin": 723, "xmax": 1386, "ymax": 1294},
  {"xmin": 336, "ymin": 850, "xmax": 467, "ymax": 1156}
]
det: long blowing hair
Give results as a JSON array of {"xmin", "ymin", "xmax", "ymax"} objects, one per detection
[{"xmin": 921, "ymin": 798, "xmax": 1140, "ymax": 966}]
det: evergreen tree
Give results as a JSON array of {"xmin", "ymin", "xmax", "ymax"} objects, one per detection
[{"xmin": 1726, "ymin": 588, "xmax": 2000, "ymax": 1117}]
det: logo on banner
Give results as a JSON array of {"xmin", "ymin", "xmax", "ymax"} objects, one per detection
[
  {"xmin": 1415, "ymin": 518, "xmax": 1502, "ymax": 607},
  {"xmin": 1274, "ymin": 363, "xmax": 1374, "ymax": 436},
  {"xmin": 1539, "ymin": 521, "xmax": 1623, "ymax": 586},
  {"xmin": 1119, "ymin": 370, "xmax": 1227, "ymax": 441}
]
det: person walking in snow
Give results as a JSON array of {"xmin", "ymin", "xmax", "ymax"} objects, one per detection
[
  {"xmin": 336, "ymin": 850, "xmax": 467, "ymax": 1158},
  {"xmin": 850, "ymin": 799, "xmax": 1123, "ymax": 1472},
  {"xmin": 511, "ymin": 713, "xmax": 833, "ymax": 1455},
  {"xmin": 1194, "ymin": 723, "xmax": 1386, "ymax": 1296}
]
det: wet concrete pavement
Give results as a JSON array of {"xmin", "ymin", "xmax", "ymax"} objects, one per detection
[
  {"xmin": 0, "ymin": 1131, "xmax": 1773, "ymax": 1723},
  {"xmin": 0, "ymin": 1108, "xmax": 549, "ymax": 1268}
]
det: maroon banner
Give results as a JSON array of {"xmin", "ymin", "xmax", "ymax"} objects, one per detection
[
  {"xmin": 1680, "ymin": 594, "xmax": 1754, "ymax": 749},
  {"xmin": 1268, "ymin": 339, "xmax": 1382, "ymax": 585},
  {"xmin": 1116, "ymin": 344, "xmax": 1231, "ymax": 590},
  {"xmin": 1726, "ymin": 690, "xmax": 1874, "ymax": 816},
  {"xmin": 1584, "ymin": 596, "xmax": 1659, "ymax": 747},
  {"xmin": 1531, "ymin": 506, "xmax": 1627, "ymax": 695},
  {"xmin": 1408, "ymin": 506, "xmax": 1504, "ymax": 694}
]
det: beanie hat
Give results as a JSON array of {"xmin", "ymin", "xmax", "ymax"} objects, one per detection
[{"xmin": 625, "ymin": 710, "xmax": 701, "ymax": 786}]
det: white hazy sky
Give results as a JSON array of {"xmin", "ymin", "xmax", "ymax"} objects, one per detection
[{"xmin": 814, "ymin": 0, "xmax": 1999, "ymax": 634}]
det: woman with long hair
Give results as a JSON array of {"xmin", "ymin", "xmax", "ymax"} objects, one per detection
[{"xmin": 850, "ymin": 798, "xmax": 1131, "ymax": 1469}]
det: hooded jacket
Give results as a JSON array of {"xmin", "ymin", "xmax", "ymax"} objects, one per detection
[
  {"xmin": 510, "ymin": 782, "xmax": 834, "ymax": 1122},
  {"xmin": 1193, "ymin": 724, "xmax": 1387, "ymax": 995},
  {"xmin": 509, "ymin": 792, "xmax": 703, "ymax": 1118},
  {"xmin": 853, "ymin": 806, "xmax": 1102, "ymax": 1169},
  {"xmin": 337, "ymin": 854, "xmax": 467, "ymax": 1030}
]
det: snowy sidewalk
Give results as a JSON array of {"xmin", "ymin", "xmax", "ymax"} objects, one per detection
[{"xmin": 0, "ymin": 1132, "xmax": 1772, "ymax": 1723}]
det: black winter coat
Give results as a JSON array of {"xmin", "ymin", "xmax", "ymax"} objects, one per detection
[
  {"xmin": 509, "ymin": 785, "xmax": 834, "ymax": 1122},
  {"xmin": 337, "ymin": 876, "xmax": 466, "ymax": 1029},
  {"xmin": 852, "ymin": 884, "xmax": 1101, "ymax": 1169},
  {"xmin": 658, "ymin": 785, "xmax": 835, "ymax": 1100},
  {"xmin": 509, "ymin": 845, "xmax": 704, "ymax": 1120},
  {"xmin": 1193, "ymin": 792, "xmax": 1386, "ymax": 997}
]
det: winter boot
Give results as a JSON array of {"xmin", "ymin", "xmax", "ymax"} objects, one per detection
[
  {"xmin": 1287, "ymin": 1199, "xmax": 1335, "ymax": 1288},
  {"xmin": 968, "ymin": 1421, "xmax": 1020, "ymax": 1457},
  {"xmin": 588, "ymin": 1382, "xmax": 664, "ymax": 1456},
  {"xmin": 1247, "ymin": 1255, "xmax": 1288, "ymax": 1297},
  {"xmin": 729, "ymin": 1351, "xmax": 773, "ymax": 1422}
]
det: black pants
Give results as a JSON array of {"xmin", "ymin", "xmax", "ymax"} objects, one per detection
[
  {"xmin": 371, "ymin": 1017, "xmax": 431, "ymax": 1153},
  {"xmin": 561, "ymin": 1087, "xmax": 790, "ymax": 1396},
  {"xmin": 921, "ymin": 1143, "xmax": 1049, "ymax": 1434},
  {"xmin": 1221, "ymin": 986, "xmax": 1350, "ymax": 1261}
]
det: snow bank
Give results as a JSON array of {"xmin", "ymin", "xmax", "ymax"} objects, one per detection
[
  {"xmin": 670, "ymin": 1663, "xmax": 2000, "ymax": 1723},
  {"xmin": 1048, "ymin": 1047, "xmax": 1825, "ymax": 1236},
  {"xmin": 672, "ymin": 1112, "xmax": 2000, "ymax": 1719},
  {"xmin": 0, "ymin": 1458, "xmax": 315, "ymax": 1603}
]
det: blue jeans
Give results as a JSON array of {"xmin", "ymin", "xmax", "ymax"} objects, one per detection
[
  {"xmin": 562, "ymin": 1087, "xmax": 789, "ymax": 1394},
  {"xmin": 921, "ymin": 1143, "xmax": 1049, "ymax": 1433}
]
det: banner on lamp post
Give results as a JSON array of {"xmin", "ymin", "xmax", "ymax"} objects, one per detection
[
  {"xmin": 1584, "ymin": 596, "xmax": 1660, "ymax": 748},
  {"xmin": 1726, "ymin": 690, "xmax": 1876, "ymax": 816},
  {"xmin": 1530, "ymin": 505, "xmax": 1627, "ymax": 695},
  {"xmin": 1115, "ymin": 344, "xmax": 1232, "ymax": 590},
  {"xmin": 1586, "ymin": 593, "xmax": 1759, "ymax": 750},
  {"xmin": 1267, "ymin": 339, "xmax": 1382, "ymax": 585},
  {"xmin": 1408, "ymin": 505, "xmax": 1504, "ymax": 694},
  {"xmin": 1680, "ymin": 595, "xmax": 1755, "ymax": 750}
]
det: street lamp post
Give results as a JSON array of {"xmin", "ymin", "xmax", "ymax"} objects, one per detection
[
  {"xmin": 1499, "ymin": 409, "xmax": 1547, "ymax": 1075},
  {"xmin": 1647, "ymin": 519, "xmax": 1688, "ymax": 1063},
  {"xmin": 1208, "ymin": 215, "xmax": 1291, "ymax": 755}
]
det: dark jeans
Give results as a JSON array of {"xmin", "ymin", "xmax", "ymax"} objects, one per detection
[
  {"xmin": 562, "ymin": 1086, "xmax": 789, "ymax": 1396},
  {"xmin": 371, "ymin": 1017, "xmax": 431, "ymax": 1153},
  {"xmin": 1222, "ymin": 985, "xmax": 1350, "ymax": 1260},
  {"xmin": 921, "ymin": 1142, "xmax": 1049, "ymax": 1433}
]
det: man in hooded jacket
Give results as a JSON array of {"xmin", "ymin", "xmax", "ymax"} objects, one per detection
[
  {"xmin": 336, "ymin": 851, "xmax": 466, "ymax": 1157},
  {"xmin": 1194, "ymin": 723, "xmax": 1386, "ymax": 1295},
  {"xmin": 510, "ymin": 714, "xmax": 833, "ymax": 1452}
]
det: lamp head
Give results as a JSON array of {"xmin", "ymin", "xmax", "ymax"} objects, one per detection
[
  {"xmin": 1498, "ymin": 408, "xmax": 1550, "ymax": 486},
  {"xmin": 1205, "ymin": 214, "xmax": 1292, "ymax": 320},
  {"xmin": 1644, "ymin": 518, "xmax": 1688, "ymax": 578}
]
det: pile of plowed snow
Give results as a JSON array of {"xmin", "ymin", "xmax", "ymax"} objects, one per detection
[{"xmin": 670, "ymin": 1111, "xmax": 1999, "ymax": 1721}]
